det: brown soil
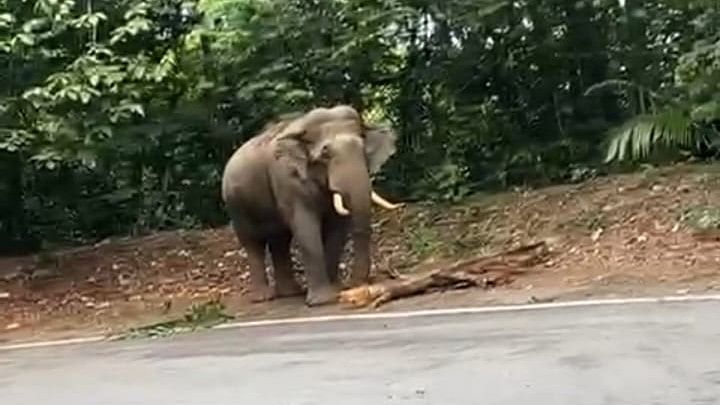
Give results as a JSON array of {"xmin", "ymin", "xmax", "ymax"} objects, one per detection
[{"xmin": 2, "ymin": 162, "xmax": 720, "ymax": 344}]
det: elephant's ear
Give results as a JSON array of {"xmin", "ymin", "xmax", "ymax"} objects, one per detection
[
  {"xmin": 364, "ymin": 124, "xmax": 398, "ymax": 174},
  {"xmin": 272, "ymin": 116, "xmax": 311, "ymax": 180}
]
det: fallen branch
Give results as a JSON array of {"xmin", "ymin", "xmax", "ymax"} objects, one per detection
[{"xmin": 339, "ymin": 241, "xmax": 551, "ymax": 308}]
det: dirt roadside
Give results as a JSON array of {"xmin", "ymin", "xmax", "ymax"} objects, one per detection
[{"xmin": 2, "ymin": 162, "xmax": 720, "ymax": 344}]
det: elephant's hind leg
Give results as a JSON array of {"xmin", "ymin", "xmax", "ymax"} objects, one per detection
[
  {"xmin": 269, "ymin": 233, "xmax": 303, "ymax": 298},
  {"xmin": 243, "ymin": 237, "xmax": 275, "ymax": 302},
  {"xmin": 230, "ymin": 218, "xmax": 274, "ymax": 303}
]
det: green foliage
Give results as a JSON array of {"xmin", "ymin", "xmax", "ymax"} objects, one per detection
[
  {"xmin": 682, "ymin": 205, "xmax": 720, "ymax": 232},
  {"xmin": 0, "ymin": 0, "xmax": 213, "ymax": 248},
  {"xmin": 602, "ymin": 1, "xmax": 720, "ymax": 162},
  {"xmin": 605, "ymin": 109, "xmax": 695, "ymax": 162},
  {"xmin": 114, "ymin": 299, "xmax": 234, "ymax": 340},
  {"xmin": 407, "ymin": 222, "xmax": 443, "ymax": 259},
  {"xmin": 1, "ymin": 0, "xmax": 719, "ymax": 252}
]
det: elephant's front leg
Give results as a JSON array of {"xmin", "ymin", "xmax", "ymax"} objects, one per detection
[
  {"xmin": 292, "ymin": 206, "xmax": 338, "ymax": 306},
  {"xmin": 323, "ymin": 218, "xmax": 349, "ymax": 285}
]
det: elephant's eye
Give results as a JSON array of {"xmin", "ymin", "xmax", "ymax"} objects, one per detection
[{"xmin": 320, "ymin": 144, "xmax": 331, "ymax": 159}]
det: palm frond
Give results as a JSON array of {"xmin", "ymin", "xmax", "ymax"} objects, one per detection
[
  {"xmin": 584, "ymin": 79, "xmax": 638, "ymax": 97},
  {"xmin": 605, "ymin": 108, "xmax": 694, "ymax": 162},
  {"xmin": 655, "ymin": 108, "xmax": 695, "ymax": 147}
]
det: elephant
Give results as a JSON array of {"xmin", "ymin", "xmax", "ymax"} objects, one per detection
[{"xmin": 221, "ymin": 104, "xmax": 403, "ymax": 306}]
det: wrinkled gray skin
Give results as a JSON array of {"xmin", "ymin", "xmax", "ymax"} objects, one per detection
[{"xmin": 221, "ymin": 105, "xmax": 401, "ymax": 306}]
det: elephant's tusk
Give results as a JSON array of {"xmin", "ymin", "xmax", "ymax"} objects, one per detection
[
  {"xmin": 333, "ymin": 193, "xmax": 351, "ymax": 216},
  {"xmin": 371, "ymin": 191, "xmax": 404, "ymax": 210}
]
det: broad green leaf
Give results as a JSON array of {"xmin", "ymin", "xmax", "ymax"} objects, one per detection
[{"xmin": 14, "ymin": 33, "xmax": 35, "ymax": 46}]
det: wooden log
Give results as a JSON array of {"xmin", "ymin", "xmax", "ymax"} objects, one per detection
[{"xmin": 339, "ymin": 241, "xmax": 550, "ymax": 308}]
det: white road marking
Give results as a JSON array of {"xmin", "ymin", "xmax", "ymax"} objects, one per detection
[
  {"xmin": 2, "ymin": 293, "xmax": 720, "ymax": 352},
  {"xmin": 214, "ymin": 293, "xmax": 720, "ymax": 328},
  {"xmin": 0, "ymin": 335, "xmax": 106, "ymax": 352}
]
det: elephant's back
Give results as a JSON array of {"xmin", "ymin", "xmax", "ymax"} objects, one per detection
[{"xmin": 221, "ymin": 135, "xmax": 272, "ymax": 205}]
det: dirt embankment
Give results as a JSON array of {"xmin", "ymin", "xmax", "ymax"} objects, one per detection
[{"xmin": 3, "ymin": 162, "xmax": 720, "ymax": 343}]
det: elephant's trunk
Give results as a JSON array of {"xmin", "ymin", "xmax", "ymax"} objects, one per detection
[{"xmin": 328, "ymin": 158, "xmax": 372, "ymax": 286}]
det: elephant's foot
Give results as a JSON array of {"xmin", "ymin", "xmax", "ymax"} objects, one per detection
[
  {"xmin": 305, "ymin": 285, "xmax": 339, "ymax": 307},
  {"xmin": 275, "ymin": 278, "xmax": 304, "ymax": 298},
  {"xmin": 247, "ymin": 285, "xmax": 276, "ymax": 303}
]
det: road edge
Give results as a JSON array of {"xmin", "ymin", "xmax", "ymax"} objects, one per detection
[{"xmin": 3, "ymin": 293, "xmax": 720, "ymax": 352}]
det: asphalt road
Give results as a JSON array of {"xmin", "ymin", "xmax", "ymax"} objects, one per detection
[{"xmin": 2, "ymin": 300, "xmax": 720, "ymax": 404}]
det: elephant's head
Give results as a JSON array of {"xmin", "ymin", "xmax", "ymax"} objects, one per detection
[{"xmin": 276, "ymin": 105, "xmax": 402, "ymax": 284}]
